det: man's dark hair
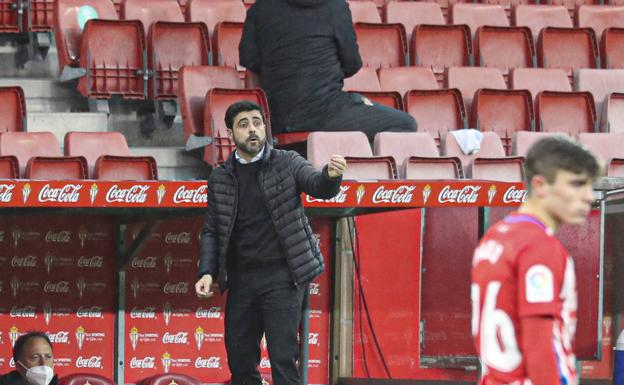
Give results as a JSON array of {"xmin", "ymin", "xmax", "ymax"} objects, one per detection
[
  {"xmin": 524, "ymin": 136, "xmax": 601, "ymax": 191},
  {"xmin": 13, "ymin": 332, "xmax": 53, "ymax": 362},
  {"xmin": 224, "ymin": 101, "xmax": 265, "ymax": 129}
]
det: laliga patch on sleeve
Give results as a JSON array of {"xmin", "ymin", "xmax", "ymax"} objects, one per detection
[{"xmin": 525, "ymin": 264, "xmax": 554, "ymax": 303}]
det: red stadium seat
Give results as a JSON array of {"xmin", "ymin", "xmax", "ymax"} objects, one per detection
[
  {"xmin": 59, "ymin": 374, "xmax": 116, "ymax": 385},
  {"xmin": 550, "ymin": 0, "xmax": 598, "ymax": 19},
  {"xmin": 186, "ymin": 0, "xmax": 246, "ymax": 37},
  {"xmin": 450, "ymin": 3, "xmax": 509, "ymax": 37},
  {"xmin": 445, "ymin": 66, "xmax": 506, "ymax": 117},
  {"xmin": 373, "ymin": 132, "xmax": 462, "ymax": 179},
  {"xmin": 94, "ymin": 155, "xmax": 158, "ymax": 180},
  {"xmin": 77, "ymin": 19, "xmax": 146, "ymax": 99},
  {"xmin": 511, "ymin": 131, "xmax": 570, "ymax": 156},
  {"xmin": 212, "ymin": 21, "xmax": 244, "ymax": 70},
  {"xmin": 0, "ymin": 86, "xmax": 26, "ymax": 133},
  {"xmin": 379, "ymin": 67, "xmax": 439, "ymax": 96},
  {"xmin": 578, "ymin": 132, "xmax": 624, "ymax": 176},
  {"xmin": 0, "ymin": 156, "xmax": 18, "ymax": 179},
  {"xmin": 307, "ymin": 131, "xmax": 397, "ymax": 179},
  {"xmin": 601, "ymin": 27, "xmax": 624, "ymax": 69},
  {"xmin": 513, "ymin": 5, "xmax": 572, "ymax": 41},
  {"xmin": 137, "ymin": 374, "xmax": 201, "ymax": 385},
  {"xmin": 471, "ymin": 89, "xmax": 534, "ymax": 153},
  {"xmin": 537, "ymin": 27, "xmax": 599, "ymax": 77},
  {"xmin": 411, "ymin": 24, "xmax": 472, "ymax": 84},
  {"xmin": 64, "ymin": 131, "xmax": 133, "ymax": 176},
  {"xmin": 26, "ymin": 156, "xmax": 88, "ymax": 179},
  {"xmin": 535, "ymin": 91, "xmax": 597, "ymax": 138},
  {"xmin": 178, "ymin": 65, "xmax": 242, "ymax": 139},
  {"xmin": 574, "ymin": 68, "xmax": 624, "ymax": 114},
  {"xmin": 203, "ymin": 88, "xmax": 271, "ymax": 166},
  {"xmin": 147, "ymin": 21, "xmax": 210, "ymax": 99},
  {"xmin": 509, "ymin": 68, "xmax": 571, "ymax": 99},
  {"xmin": 354, "ymin": 22, "xmax": 407, "ymax": 68},
  {"xmin": 404, "ymin": 88, "xmax": 467, "ymax": 144},
  {"xmin": 121, "ymin": 0, "xmax": 184, "ymax": 35},
  {"xmin": 384, "ymin": 2, "xmax": 445, "ymax": 42},
  {"xmin": 0, "ymin": 131, "xmax": 61, "ymax": 176},
  {"xmin": 29, "ymin": 0, "xmax": 55, "ymax": 32},
  {"xmin": 348, "ymin": 1, "xmax": 381, "ymax": 23},
  {"xmin": 0, "ymin": 0, "xmax": 21, "ymax": 32},
  {"xmin": 343, "ymin": 67, "xmax": 380, "ymax": 92},
  {"xmin": 577, "ymin": 5, "xmax": 624, "ymax": 39},
  {"xmin": 601, "ymin": 92, "xmax": 624, "ymax": 133},
  {"xmin": 474, "ymin": 26, "xmax": 535, "ymax": 75}
]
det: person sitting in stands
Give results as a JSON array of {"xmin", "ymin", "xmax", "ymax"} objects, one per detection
[{"xmin": 0, "ymin": 332, "xmax": 57, "ymax": 385}]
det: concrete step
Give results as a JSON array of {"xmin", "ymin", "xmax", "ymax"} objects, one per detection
[
  {"xmin": 0, "ymin": 34, "xmax": 59, "ymax": 78},
  {"xmin": 27, "ymin": 112, "xmax": 109, "ymax": 144},
  {"xmin": 129, "ymin": 147, "xmax": 209, "ymax": 181}
]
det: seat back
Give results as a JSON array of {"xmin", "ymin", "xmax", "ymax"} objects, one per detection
[
  {"xmin": 511, "ymin": 131, "xmax": 569, "ymax": 156},
  {"xmin": 411, "ymin": 24, "xmax": 472, "ymax": 81},
  {"xmin": 94, "ymin": 155, "xmax": 158, "ymax": 180},
  {"xmin": 574, "ymin": 68, "xmax": 624, "ymax": 114},
  {"xmin": 374, "ymin": 131, "xmax": 439, "ymax": 163},
  {"xmin": 535, "ymin": 91, "xmax": 597, "ymax": 138},
  {"xmin": 0, "ymin": 0, "xmax": 21, "ymax": 32},
  {"xmin": 0, "ymin": 132, "xmax": 61, "ymax": 176},
  {"xmin": 379, "ymin": 67, "xmax": 438, "ymax": 96},
  {"xmin": 26, "ymin": 156, "xmax": 88, "ymax": 179},
  {"xmin": 178, "ymin": 65, "xmax": 242, "ymax": 138},
  {"xmin": 450, "ymin": 3, "xmax": 509, "ymax": 37},
  {"xmin": 59, "ymin": 374, "xmax": 117, "ymax": 385},
  {"xmin": 354, "ymin": 22, "xmax": 407, "ymax": 68},
  {"xmin": 442, "ymin": 131, "xmax": 506, "ymax": 175},
  {"xmin": 213, "ymin": 21, "xmax": 244, "ymax": 70},
  {"xmin": 537, "ymin": 27, "xmax": 599, "ymax": 76},
  {"xmin": 121, "ymin": 0, "xmax": 184, "ymax": 35},
  {"xmin": 30, "ymin": 0, "xmax": 56, "ymax": 32},
  {"xmin": 0, "ymin": 86, "xmax": 26, "ymax": 133},
  {"xmin": 64, "ymin": 131, "xmax": 130, "ymax": 176},
  {"xmin": 0, "ymin": 156, "xmax": 18, "ymax": 179},
  {"xmin": 577, "ymin": 5, "xmax": 624, "ymax": 38},
  {"xmin": 186, "ymin": 0, "xmax": 246, "ymax": 37},
  {"xmin": 348, "ymin": 1, "xmax": 381, "ymax": 23},
  {"xmin": 578, "ymin": 132, "xmax": 624, "ymax": 175},
  {"xmin": 384, "ymin": 2, "xmax": 445, "ymax": 42},
  {"xmin": 602, "ymin": 92, "xmax": 624, "ymax": 133},
  {"xmin": 404, "ymin": 88, "xmax": 467, "ymax": 144},
  {"xmin": 148, "ymin": 21, "xmax": 210, "ymax": 99},
  {"xmin": 474, "ymin": 26, "xmax": 535, "ymax": 73},
  {"xmin": 137, "ymin": 374, "xmax": 201, "ymax": 385},
  {"xmin": 343, "ymin": 67, "xmax": 381, "ymax": 92},
  {"xmin": 470, "ymin": 157, "xmax": 524, "ymax": 181},
  {"xmin": 509, "ymin": 68, "xmax": 571, "ymax": 98},
  {"xmin": 602, "ymin": 27, "xmax": 624, "ymax": 69},
  {"xmin": 513, "ymin": 5, "xmax": 572, "ymax": 40},
  {"xmin": 445, "ymin": 66, "xmax": 506, "ymax": 116}
]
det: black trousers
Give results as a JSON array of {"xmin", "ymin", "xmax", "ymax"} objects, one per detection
[{"xmin": 225, "ymin": 262, "xmax": 306, "ymax": 385}]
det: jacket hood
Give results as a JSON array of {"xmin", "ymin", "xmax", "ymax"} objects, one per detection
[{"xmin": 286, "ymin": 0, "xmax": 328, "ymax": 8}]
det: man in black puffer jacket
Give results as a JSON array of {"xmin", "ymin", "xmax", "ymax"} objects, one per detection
[{"xmin": 195, "ymin": 101, "xmax": 346, "ymax": 385}]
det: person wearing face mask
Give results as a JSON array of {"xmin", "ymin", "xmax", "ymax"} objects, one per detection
[{"xmin": 0, "ymin": 332, "xmax": 57, "ymax": 385}]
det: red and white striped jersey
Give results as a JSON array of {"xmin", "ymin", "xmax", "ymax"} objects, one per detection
[{"xmin": 471, "ymin": 212, "xmax": 578, "ymax": 385}]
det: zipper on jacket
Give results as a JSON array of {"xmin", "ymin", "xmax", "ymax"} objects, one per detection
[{"xmin": 221, "ymin": 167, "xmax": 239, "ymax": 287}]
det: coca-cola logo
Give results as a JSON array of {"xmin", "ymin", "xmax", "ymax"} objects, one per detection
[
  {"xmin": 38, "ymin": 184, "xmax": 82, "ymax": 203},
  {"xmin": 309, "ymin": 283, "xmax": 320, "ymax": 295},
  {"xmin": 163, "ymin": 282, "xmax": 189, "ymax": 294},
  {"xmin": 130, "ymin": 307, "xmax": 156, "ymax": 319},
  {"xmin": 438, "ymin": 185, "xmax": 481, "ymax": 204},
  {"xmin": 132, "ymin": 256, "xmax": 157, "ymax": 269},
  {"xmin": 162, "ymin": 332, "xmax": 189, "ymax": 344},
  {"xmin": 164, "ymin": 232, "xmax": 191, "ymax": 244},
  {"xmin": 260, "ymin": 357, "xmax": 271, "ymax": 369},
  {"xmin": 77, "ymin": 306, "xmax": 103, "ymax": 318},
  {"xmin": 130, "ymin": 357, "xmax": 155, "ymax": 369},
  {"xmin": 503, "ymin": 186, "xmax": 527, "ymax": 203},
  {"xmin": 45, "ymin": 231, "xmax": 71, "ymax": 243},
  {"xmin": 0, "ymin": 184, "xmax": 15, "ymax": 203},
  {"xmin": 105, "ymin": 185, "xmax": 149, "ymax": 203},
  {"xmin": 11, "ymin": 255, "xmax": 37, "ymax": 268},
  {"xmin": 173, "ymin": 186, "xmax": 208, "ymax": 204},
  {"xmin": 47, "ymin": 331, "xmax": 69, "ymax": 344},
  {"xmin": 10, "ymin": 306, "xmax": 36, "ymax": 318},
  {"xmin": 306, "ymin": 186, "xmax": 350, "ymax": 204},
  {"xmin": 372, "ymin": 186, "xmax": 416, "ymax": 204},
  {"xmin": 44, "ymin": 281, "xmax": 70, "ymax": 293},
  {"xmin": 77, "ymin": 256, "xmax": 104, "ymax": 268},
  {"xmin": 195, "ymin": 307, "xmax": 222, "ymax": 319},
  {"xmin": 75, "ymin": 356, "xmax": 102, "ymax": 368},
  {"xmin": 194, "ymin": 357, "xmax": 221, "ymax": 369}
]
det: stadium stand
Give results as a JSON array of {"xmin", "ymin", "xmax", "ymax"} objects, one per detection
[
  {"xmin": 354, "ymin": 22, "xmax": 407, "ymax": 68},
  {"xmin": 384, "ymin": 1, "xmax": 445, "ymax": 43},
  {"xmin": 578, "ymin": 132, "xmax": 624, "ymax": 175},
  {"xmin": 445, "ymin": 66, "xmax": 506, "ymax": 117},
  {"xmin": 0, "ymin": 86, "xmax": 26, "ymax": 132},
  {"xmin": 378, "ymin": 67, "xmax": 439, "ymax": 96},
  {"xmin": 474, "ymin": 26, "xmax": 535, "ymax": 75},
  {"xmin": 26, "ymin": 156, "xmax": 88, "ymax": 179},
  {"xmin": 212, "ymin": 21, "xmax": 245, "ymax": 70},
  {"xmin": 450, "ymin": 3, "xmax": 510, "ymax": 37},
  {"xmin": 511, "ymin": 131, "xmax": 570, "ymax": 156},
  {"xmin": 601, "ymin": 27, "xmax": 624, "ymax": 69},
  {"xmin": 347, "ymin": 0, "xmax": 381, "ymax": 23},
  {"xmin": 0, "ymin": 131, "xmax": 62, "ymax": 177},
  {"xmin": 537, "ymin": 27, "xmax": 599, "ymax": 77},
  {"xmin": 404, "ymin": 88, "xmax": 467, "ymax": 144},
  {"xmin": 343, "ymin": 67, "xmax": 403, "ymax": 110},
  {"xmin": 577, "ymin": 5, "xmax": 624, "ymax": 38},
  {"xmin": 509, "ymin": 68, "xmax": 572, "ymax": 98},
  {"xmin": 535, "ymin": 91, "xmax": 598, "ymax": 137},
  {"xmin": 0, "ymin": 155, "xmax": 19, "ymax": 178},
  {"xmin": 513, "ymin": 5, "xmax": 572, "ymax": 40},
  {"xmin": 601, "ymin": 93, "xmax": 624, "ymax": 133},
  {"xmin": 121, "ymin": 0, "xmax": 185, "ymax": 35},
  {"xmin": 94, "ymin": 155, "xmax": 158, "ymax": 179},
  {"xmin": 575, "ymin": 68, "xmax": 624, "ymax": 115},
  {"xmin": 186, "ymin": 0, "xmax": 246, "ymax": 37}
]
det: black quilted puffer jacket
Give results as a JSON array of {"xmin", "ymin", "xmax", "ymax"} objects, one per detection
[{"xmin": 198, "ymin": 147, "xmax": 342, "ymax": 292}]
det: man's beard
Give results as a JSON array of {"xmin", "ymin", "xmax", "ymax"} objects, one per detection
[{"xmin": 233, "ymin": 133, "xmax": 266, "ymax": 157}]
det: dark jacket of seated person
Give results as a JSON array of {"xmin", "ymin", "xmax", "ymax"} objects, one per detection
[{"xmin": 0, "ymin": 371, "xmax": 58, "ymax": 385}]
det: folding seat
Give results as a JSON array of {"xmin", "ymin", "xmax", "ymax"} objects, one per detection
[
  {"xmin": 445, "ymin": 66, "xmax": 506, "ymax": 117},
  {"xmin": 577, "ymin": 5, "xmax": 624, "ymax": 39},
  {"xmin": 203, "ymin": 88, "xmax": 271, "ymax": 166},
  {"xmin": 410, "ymin": 24, "xmax": 472, "ymax": 84},
  {"xmin": 354, "ymin": 23, "xmax": 407, "ymax": 69},
  {"xmin": 186, "ymin": 0, "xmax": 246, "ymax": 38},
  {"xmin": 213, "ymin": 21, "xmax": 244, "ymax": 70},
  {"xmin": 137, "ymin": 374, "xmax": 201, "ymax": 385},
  {"xmin": 307, "ymin": 131, "xmax": 397, "ymax": 179},
  {"xmin": 0, "ymin": 156, "xmax": 18, "ymax": 179},
  {"xmin": 26, "ymin": 156, "xmax": 88, "ymax": 179},
  {"xmin": 404, "ymin": 88, "xmax": 467, "ymax": 144},
  {"xmin": 59, "ymin": 373, "xmax": 117, "ymax": 385},
  {"xmin": 29, "ymin": 0, "xmax": 55, "ymax": 32},
  {"xmin": 450, "ymin": 4, "xmax": 510, "ymax": 38},
  {"xmin": 471, "ymin": 89, "xmax": 534, "ymax": 153},
  {"xmin": 373, "ymin": 132, "xmax": 462, "ymax": 179},
  {"xmin": 0, "ymin": 86, "xmax": 26, "ymax": 133},
  {"xmin": 574, "ymin": 69, "xmax": 624, "ymax": 114},
  {"xmin": 537, "ymin": 27, "xmax": 599, "ymax": 77},
  {"xmin": 474, "ymin": 26, "xmax": 535, "ymax": 75},
  {"xmin": 442, "ymin": 131, "xmax": 524, "ymax": 180},
  {"xmin": 378, "ymin": 67, "xmax": 439, "ymax": 97},
  {"xmin": 348, "ymin": 1, "xmax": 381, "ymax": 23},
  {"xmin": 578, "ymin": 132, "xmax": 624, "ymax": 176},
  {"xmin": 0, "ymin": 132, "xmax": 61, "ymax": 177},
  {"xmin": 513, "ymin": 5, "xmax": 572, "ymax": 41},
  {"xmin": 178, "ymin": 65, "xmax": 242, "ymax": 139},
  {"xmin": 121, "ymin": 0, "xmax": 184, "ymax": 35},
  {"xmin": 601, "ymin": 93, "xmax": 624, "ymax": 133},
  {"xmin": 511, "ymin": 131, "xmax": 570, "ymax": 156},
  {"xmin": 384, "ymin": 1, "xmax": 445, "ymax": 42},
  {"xmin": 0, "ymin": 0, "xmax": 22, "ymax": 33},
  {"xmin": 601, "ymin": 27, "xmax": 624, "ymax": 69},
  {"xmin": 509, "ymin": 68, "xmax": 572, "ymax": 99},
  {"xmin": 343, "ymin": 68, "xmax": 404, "ymax": 110},
  {"xmin": 147, "ymin": 22, "xmax": 210, "ymax": 99},
  {"xmin": 535, "ymin": 91, "xmax": 597, "ymax": 137},
  {"xmin": 94, "ymin": 155, "xmax": 158, "ymax": 179}
]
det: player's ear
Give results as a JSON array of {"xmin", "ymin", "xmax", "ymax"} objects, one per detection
[{"xmin": 530, "ymin": 174, "xmax": 548, "ymax": 198}]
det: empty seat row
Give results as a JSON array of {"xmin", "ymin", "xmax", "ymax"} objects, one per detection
[{"xmin": 0, "ymin": 131, "xmax": 157, "ymax": 180}]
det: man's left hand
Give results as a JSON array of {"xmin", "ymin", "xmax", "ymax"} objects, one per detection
[{"xmin": 328, "ymin": 155, "xmax": 347, "ymax": 178}]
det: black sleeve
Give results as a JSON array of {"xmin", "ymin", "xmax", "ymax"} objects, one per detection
[
  {"xmin": 239, "ymin": 4, "xmax": 261, "ymax": 73},
  {"xmin": 289, "ymin": 151, "xmax": 342, "ymax": 199},
  {"xmin": 333, "ymin": 1, "xmax": 362, "ymax": 78},
  {"xmin": 197, "ymin": 180, "xmax": 219, "ymax": 280}
]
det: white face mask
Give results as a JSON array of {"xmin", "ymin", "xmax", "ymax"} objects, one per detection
[{"xmin": 19, "ymin": 362, "xmax": 54, "ymax": 385}]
